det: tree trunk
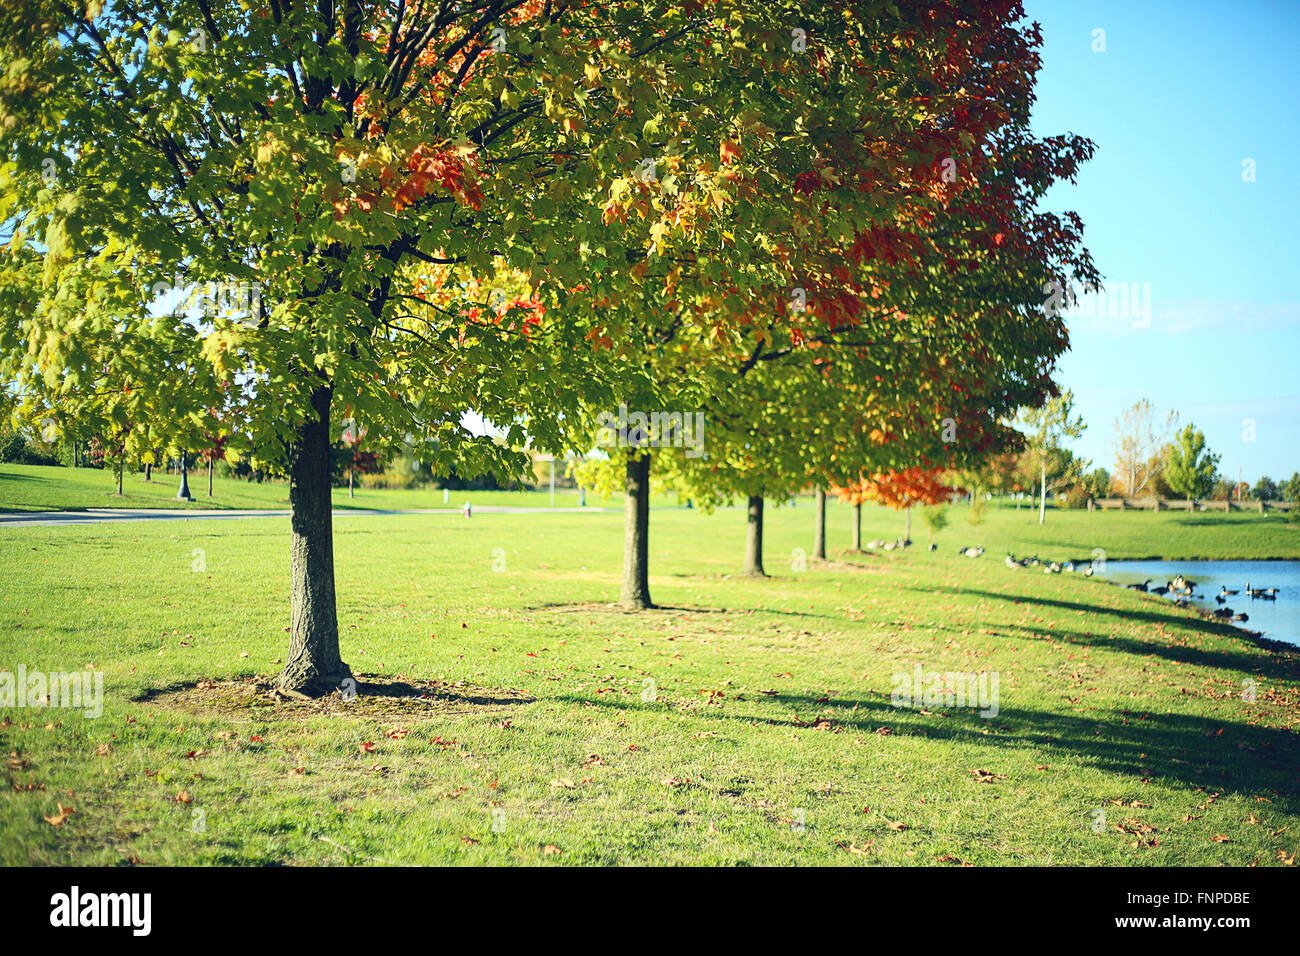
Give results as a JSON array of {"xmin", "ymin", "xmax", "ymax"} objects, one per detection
[
  {"xmin": 115, "ymin": 464, "xmax": 123, "ymax": 495},
  {"xmin": 144, "ymin": 462, "xmax": 152, "ymax": 481},
  {"xmin": 619, "ymin": 452, "xmax": 653, "ymax": 609},
  {"xmin": 904, "ymin": 505, "xmax": 912, "ymax": 542},
  {"xmin": 852, "ymin": 502, "xmax": 862, "ymax": 550},
  {"xmin": 813, "ymin": 488, "xmax": 827, "ymax": 560},
  {"xmin": 207, "ymin": 459, "xmax": 213, "ymax": 496},
  {"xmin": 278, "ymin": 384, "xmax": 352, "ymax": 696},
  {"xmin": 1038, "ymin": 460, "xmax": 1047, "ymax": 526},
  {"xmin": 743, "ymin": 493, "xmax": 767, "ymax": 576},
  {"xmin": 349, "ymin": 466, "xmax": 355, "ymax": 498}
]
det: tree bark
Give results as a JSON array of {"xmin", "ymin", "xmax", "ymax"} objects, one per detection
[
  {"xmin": 144, "ymin": 462, "xmax": 152, "ymax": 481},
  {"xmin": 278, "ymin": 384, "xmax": 352, "ymax": 696},
  {"xmin": 904, "ymin": 505, "xmax": 911, "ymax": 542},
  {"xmin": 619, "ymin": 452, "xmax": 654, "ymax": 609},
  {"xmin": 813, "ymin": 488, "xmax": 827, "ymax": 560},
  {"xmin": 207, "ymin": 459, "xmax": 213, "ymax": 496},
  {"xmin": 852, "ymin": 502, "xmax": 862, "ymax": 550},
  {"xmin": 743, "ymin": 493, "xmax": 767, "ymax": 576},
  {"xmin": 349, "ymin": 465, "xmax": 355, "ymax": 498}
]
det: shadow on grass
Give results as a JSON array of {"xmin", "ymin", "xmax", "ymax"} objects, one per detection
[
  {"xmin": 899, "ymin": 587, "xmax": 1300, "ymax": 686},
  {"xmin": 134, "ymin": 674, "xmax": 534, "ymax": 718},
  {"xmin": 558, "ymin": 691, "xmax": 1300, "ymax": 811}
]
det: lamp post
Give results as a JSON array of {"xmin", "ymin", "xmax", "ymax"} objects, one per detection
[{"xmin": 177, "ymin": 452, "xmax": 193, "ymax": 500}]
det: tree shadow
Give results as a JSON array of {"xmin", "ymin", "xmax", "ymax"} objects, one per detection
[
  {"xmin": 557, "ymin": 691, "xmax": 1299, "ymax": 811},
  {"xmin": 896, "ymin": 584, "xmax": 1300, "ymax": 683}
]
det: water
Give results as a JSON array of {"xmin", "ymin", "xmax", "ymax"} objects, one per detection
[{"xmin": 1100, "ymin": 560, "xmax": 1300, "ymax": 647}]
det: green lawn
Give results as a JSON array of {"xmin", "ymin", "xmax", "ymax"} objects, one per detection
[
  {"xmin": 0, "ymin": 462, "xmax": 609, "ymax": 512},
  {"xmin": 1, "ymin": 500, "xmax": 1297, "ymax": 865}
]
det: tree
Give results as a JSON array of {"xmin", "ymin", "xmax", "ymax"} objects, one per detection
[
  {"xmin": 1017, "ymin": 390, "xmax": 1086, "ymax": 525},
  {"xmin": 1163, "ymin": 424, "xmax": 1219, "ymax": 500},
  {"xmin": 920, "ymin": 505, "xmax": 949, "ymax": 546},
  {"xmin": 1112, "ymin": 399, "xmax": 1176, "ymax": 497},
  {"xmin": 835, "ymin": 468, "xmax": 957, "ymax": 547},
  {"xmin": 6, "ymin": 0, "xmax": 841, "ymax": 690},
  {"xmin": 1282, "ymin": 472, "xmax": 1300, "ymax": 503},
  {"xmin": 1082, "ymin": 466, "xmax": 1111, "ymax": 499},
  {"xmin": 1253, "ymin": 476, "xmax": 1279, "ymax": 502}
]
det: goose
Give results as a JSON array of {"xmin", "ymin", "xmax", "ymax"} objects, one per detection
[
  {"xmin": 1126, "ymin": 579, "xmax": 1152, "ymax": 592},
  {"xmin": 1246, "ymin": 583, "xmax": 1267, "ymax": 598},
  {"xmin": 1150, "ymin": 583, "xmax": 1171, "ymax": 596},
  {"xmin": 928, "ymin": 543, "xmax": 937, "ymax": 552},
  {"xmin": 1219, "ymin": 586, "xmax": 1239, "ymax": 597},
  {"xmin": 1258, "ymin": 590, "xmax": 1277, "ymax": 601},
  {"xmin": 1263, "ymin": 587, "xmax": 1280, "ymax": 597},
  {"xmin": 1233, "ymin": 612, "xmax": 1249, "ymax": 623},
  {"xmin": 1215, "ymin": 594, "xmax": 1227, "ymax": 605},
  {"xmin": 1063, "ymin": 561, "xmax": 1076, "ymax": 573},
  {"xmin": 1082, "ymin": 566, "xmax": 1094, "ymax": 577},
  {"xmin": 961, "ymin": 546, "xmax": 984, "ymax": 558},
  {"xmin": 1171, "ymin": 574, "xmax": 1187, "ymax": 590},
  {"xmin": 1212, "ymin": 606, "xmax": 1233, "ymax": 619},
  {"xmin": 1005, "ymin": 554, "xmax": 1019, "ymax": 568}
]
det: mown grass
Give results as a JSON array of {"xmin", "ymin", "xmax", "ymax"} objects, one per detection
[
  {"xmin": 1, "ymin": 498, "xmax": 1297, "ymax": 866},
  {"xmin": 0, "ymin": 462, "xmax": 603, "ymax": 512}
]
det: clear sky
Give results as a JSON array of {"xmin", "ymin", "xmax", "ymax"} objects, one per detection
[{"xmin": 1026, "ymin": 0, "xmax": 1300, "ymax": 486}]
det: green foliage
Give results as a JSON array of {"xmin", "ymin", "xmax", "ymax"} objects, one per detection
[
  {"xmin": 1254, "ymin": 476, "xmax": 1279, "ymax": 502},
  {"xmin": 1082, "ymin": 467, "xmax": 1111, "ymax": 498},
  {"xmin": 1163, "ymin": 424, "xmax": 1219, "ymax": 499},
  {"xmin": 920, "ymin": 504, "xmax": 949, "ymax": 539}
]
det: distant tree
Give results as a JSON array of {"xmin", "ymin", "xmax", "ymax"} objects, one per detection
[
  {"xmin": 920, "ymin": 505, "xmax": 949, "ymax": 546},
  {"xmin": 1281, "ymin": 472, "xmax": 1300, "ymax": 503},
  {"xmin": 1163, "ymin": 424, "xmax": 1219, "ymax": 499},
  {"xmin": 1017, "ymin": 391, "xmax": 1086, "ymax": 526},
  {"xmin": 1253, "ymin": 476, "xmax": 1279, "ymax": 502},
  {"xmin": 1082, "ymin": 467, "xmax": 1111, "ymax": 499},
  {"xmin": 1209, "ymin": 478, "xmax": 1234, "ymax": 501},
  {"xmin": 1112, "ymin": 399, "xmax": 1176, "ymax": 497}
]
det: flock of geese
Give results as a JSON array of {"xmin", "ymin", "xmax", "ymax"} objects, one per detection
[
  {"xmin": 1119, "ymin": 575, "xmax": 1283, "ymax": 623},
  {"xmin": 990, "ymin": 554, "xmax": 1285, "ymax": 626},
  {"xmin": 1002, "ymin": 552, "xmax": 1090, "ymax": 574}
]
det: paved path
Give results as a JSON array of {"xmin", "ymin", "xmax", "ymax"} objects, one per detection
[{"xmin": 0, "ymin": 505, "xmax": 609, "ymax": 528}]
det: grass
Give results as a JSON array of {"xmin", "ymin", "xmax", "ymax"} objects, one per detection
[
  {"xmin": 0, "ymin": 462, "xmax": 609, "ymax": 512},
  {"xmin": 1, "ymin": 498, "xmax": 1297, "ymax": 866}
]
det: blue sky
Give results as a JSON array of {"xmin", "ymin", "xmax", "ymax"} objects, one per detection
[{"xmin": 1027, "ymin": 0, "xmax": 1300, "ymax": 485}]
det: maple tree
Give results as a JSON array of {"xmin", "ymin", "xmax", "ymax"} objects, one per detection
[{"xmin": 1, "ymin": 0, "xmax": 828, "ymax": 690}]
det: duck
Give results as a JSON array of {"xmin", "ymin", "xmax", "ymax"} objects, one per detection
[{"xmin": 1126, "ymin": 579, "xmax": 1152, "ymax": 592}]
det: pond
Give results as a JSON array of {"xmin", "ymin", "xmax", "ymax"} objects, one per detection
[{"xmin": 1100, "ymin": 560, "xmax": 1300, "ymax": 647}]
